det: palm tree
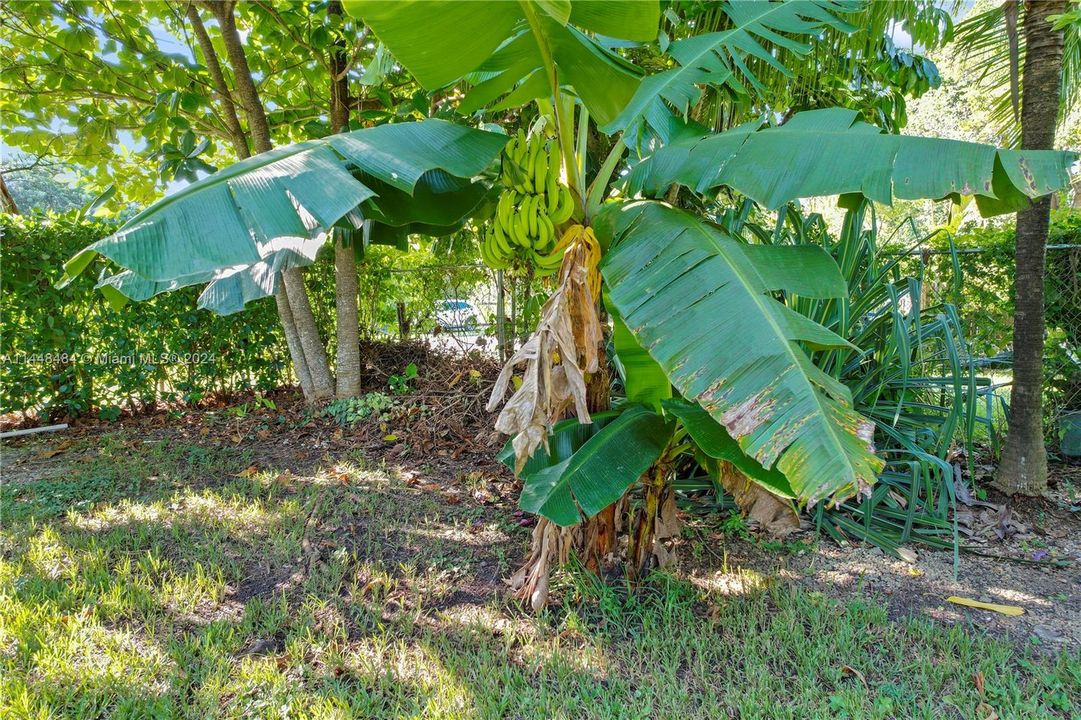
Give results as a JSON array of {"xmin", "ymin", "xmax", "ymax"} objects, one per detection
[{"xmin": 995, "ymin": 0, "xmax": 1068, "ymax": 494}]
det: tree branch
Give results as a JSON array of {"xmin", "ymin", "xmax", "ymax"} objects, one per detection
[{"xmin": 183, "ymin": 1, "xmax": 251, "ymax": 158}]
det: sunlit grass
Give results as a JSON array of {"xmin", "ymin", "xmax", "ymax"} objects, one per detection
[{"xmin": 1, "ymin": 429, "xmax": 1078, "ymax": 719}]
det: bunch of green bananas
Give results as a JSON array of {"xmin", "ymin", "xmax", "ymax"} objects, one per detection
[{"xmin": 480, "ymin": 130, "xmax": 575, "ymax": 276}]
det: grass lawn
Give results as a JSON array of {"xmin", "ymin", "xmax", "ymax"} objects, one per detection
[{"xmin": 1, "ymin": 430, "xmax": 1078, "ymax": 719}]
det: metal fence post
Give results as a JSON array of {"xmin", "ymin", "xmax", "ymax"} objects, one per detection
[{"xmin": 496, "ymin": 269, "xmax": 507, "ymax": 362}]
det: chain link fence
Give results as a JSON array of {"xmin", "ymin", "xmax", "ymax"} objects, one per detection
[
  {"xmin": 355, "ymin": 262, "xmax": 541, "ymax": 360},
  {"xmin": 908, "ymin": 243, "xmax": 1081, "ymax": 454}
]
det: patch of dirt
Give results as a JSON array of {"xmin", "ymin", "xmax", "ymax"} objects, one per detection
[{"xmin": 679, "ymin": 483, "xmax": 1080, "ymax": 652}]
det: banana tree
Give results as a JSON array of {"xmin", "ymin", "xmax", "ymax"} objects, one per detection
[{"xmin": 349, "ymin": 0, "xmax": 1078, "ymax": 600}]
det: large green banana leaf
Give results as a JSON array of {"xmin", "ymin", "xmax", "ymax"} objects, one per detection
[
  {"xmin": 498, "ymin": 410, "xmax": 621, "ymax": 478},
  {"xmin": 664, "ymin": 398, "xmax": 794, "ymax": 499},
  {"xmin": 59, "ymin": 121, "xmax": 506, "ymax": 313},
  {"xmin": 604, "ymin": 0, "xmax": 857, "ymax": 141},
  {"xmin": 605, "ymin": 292, "xmax": 671, "ymax": 410},
  {"xmin": 602, "ymin": 201, "xmax": 880, "ymax": 507},
  {"xmin": 624, "ymin": 108, "xmax": 1078, "ymax": 216},
  {"xmin": 514, "ymin": 405, "xmax": 673, "ymax": 526},
  {"xmin": 344, "ymin": 1, "xmax": 658, "ymax": 125}
]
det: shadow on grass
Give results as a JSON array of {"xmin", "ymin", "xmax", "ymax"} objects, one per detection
[{"xmin": 2, "ymin": 430, "xmax": 1078, "ymax": 718}]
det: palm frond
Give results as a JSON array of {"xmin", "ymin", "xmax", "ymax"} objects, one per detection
[
  {"xmin": 605, "ymin": 0, "xmax": 860, "ymax": 141},
  {"xmin": 955, "ymin": 3, "xmax": 1081, "ymax": 147}
]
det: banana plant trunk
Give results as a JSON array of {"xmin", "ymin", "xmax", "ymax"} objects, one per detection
[{"xmin": 997, "ymin": 0, "xmax": 1065, "ymax": 494}]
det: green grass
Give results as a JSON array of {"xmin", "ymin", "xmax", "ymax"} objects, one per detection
[{"xmin": 1, "ymin": 431, "xmax": 1078, "ymax": 719}]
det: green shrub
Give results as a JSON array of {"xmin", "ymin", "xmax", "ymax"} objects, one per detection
[{"xmin": 1, "ymin": 214, "xmax": 291, "ymax": 418}]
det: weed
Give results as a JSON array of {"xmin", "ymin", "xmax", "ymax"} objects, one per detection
[
  {"xmin": 388, "ymin": 363, "xmax": 418, "ymax": 395},
  {"xmin": 324, "ymin": 392, "xmax": 397, "ymax": 428}
]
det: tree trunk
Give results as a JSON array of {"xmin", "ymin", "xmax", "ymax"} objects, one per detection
[
  {"xmin": 0, "ymin": 173, "xmax": 19, "ymax": 214},
  {"xmin": 274, "ymin": 283, "xmax": 315, "ymax": 399},
  {"xmin": 282, "ymin": 268, "xmax": 335, "ymax": 400},
  {"xmin": 185, "ymin": 5, "xmax": 250, "ymax": 159},
  {"xmin": 334, "ymin": 240, "xmax": 362, "ymax": 397},
  {"xmin": 205, "ymin": 1, "xmax": 272, "ymax": 154},
  {"xmin": 996, "ymin": 0, "xmax": 1065, "ymax": 495},
  {"xmin": 189, "ymin": 2, "xmax": 321, "ymax": 399},
  {"xmin": 329, "ymin": 0, "xmax": 362, "ymax": 399},
  {"xmin": 205, "ymin": 0, "xmax": 335, "ymax": 403}
]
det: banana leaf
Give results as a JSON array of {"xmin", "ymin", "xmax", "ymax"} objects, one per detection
[
  {"xmin": 60, "ymin": 120, "xmax": 506, "ymax": 314},
  {"xmin": 602, "ymin": 201, "xmax": 880, "ymax": 507},
  {"xmin": 605, "ymin": 292, "xmax": 671, "ymax": 410},
  {"xmin": 624, "ymin": 108, "xmax": 1078, "ymax": 216},
  {"xmin": 664, "ymin": 398, "xmax": 795, "ymax": 498},
  {"xmin": 344, "ymin": 0, "xmax": 657, "ymax": 125},
  {"xmin": 509, "ymin": 405, "xmax": 673, "ymax": 526}
]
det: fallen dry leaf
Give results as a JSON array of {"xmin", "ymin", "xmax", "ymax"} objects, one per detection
[
  {"xmin": 34, "ymin": 440, "xmax": 73, "ymax": 459},
  {"xmin": 973, "ymin": 671, "xmax": 1000, "ymax": 720},
  {"xmin": 840, "ymin": 665, "xmax": 868, "ymax": 688},
  {"xmin": 947, "ymin": 596, "xmax": 1024, "ymax": 616}
]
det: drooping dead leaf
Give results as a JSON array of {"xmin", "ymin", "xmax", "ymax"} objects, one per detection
[
  {"xmin": 715, "ymin": 461, "xmax": 800, "ymax": 537},
  {"xmin": 487, "ymin": 251, "xmax": 601, "ymax": 473},
  {"xmin": 497, "ymin": 228, "xmax": 610, "ymax": 610}
]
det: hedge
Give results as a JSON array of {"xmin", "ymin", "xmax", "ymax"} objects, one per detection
[{"xmin": 1, "ymin": 214, "xmax": 292, "ymax": 419}]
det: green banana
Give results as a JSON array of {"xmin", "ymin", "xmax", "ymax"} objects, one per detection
[
  {"xmin": 545, "ymin": 144, "xmax": 560, "ymax": 199},
  {"xmin": 531, "ymin": 246, "xmax": 564, "ymax": 276},
  {"xmin": 535, "ymin": 213, "xmax": 554, "ymax": 252},
  {"xmin": 481, "ymin": 231, "xmax": 511, "ymax": 270},
  {"xmin": 525, "ymin": 138, "xmax": 541, "ymax": 193},
  {"xmin": 548, "ymin": 185, "xmax": 574, "ymax": 225},
  {"xmin": 533, "ymin": 142, "xmax": 548, "ymax": 197},
  {"xmin": 512, "ymin": 209, "xmax": 531, "ymax": 247},
  {"xmin": 492, "ymin": 221, "xmax": 513, "ymax": 255},
  {"xmin": 527, "ymin": 195, "xmax": 538, "ymax": 238}
]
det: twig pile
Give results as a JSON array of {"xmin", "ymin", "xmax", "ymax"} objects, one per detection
[{"xmin": 355, "ymin": 339, "xmax": 503, "ymax": 452}]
